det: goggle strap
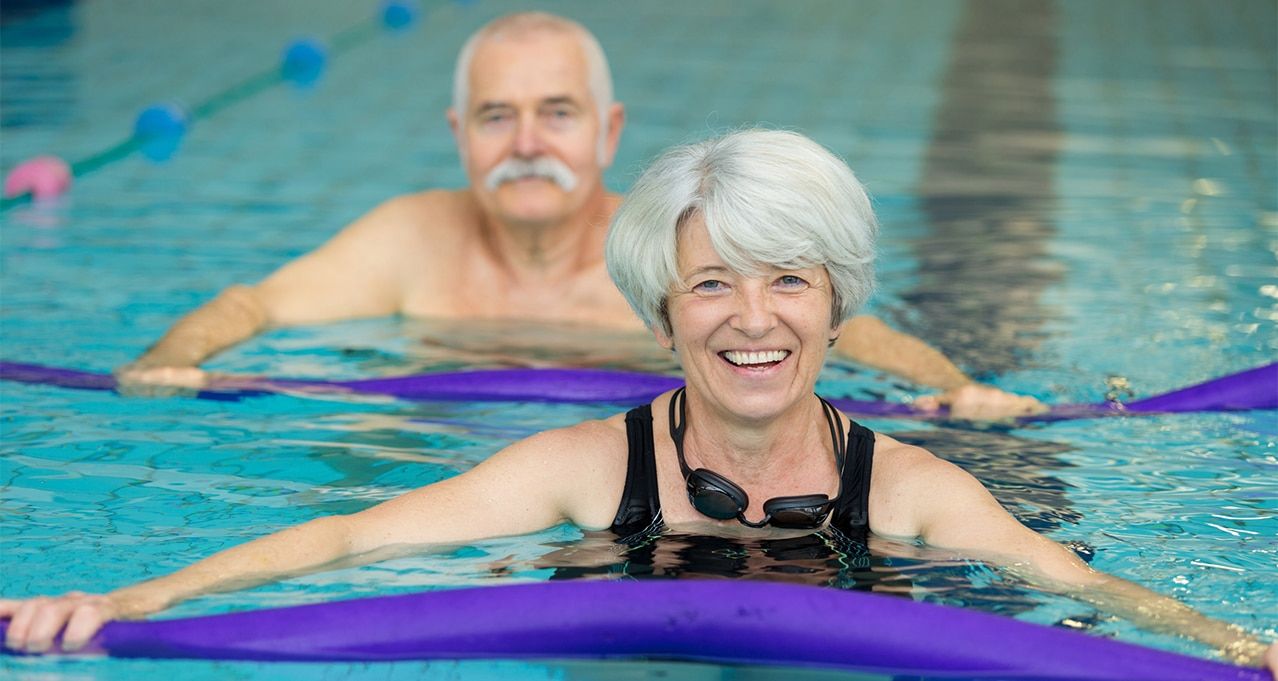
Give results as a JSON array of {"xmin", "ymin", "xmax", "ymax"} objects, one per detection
[{"xmin": 669, "ymin": 387, "xmax": 694, "ymax": 480}]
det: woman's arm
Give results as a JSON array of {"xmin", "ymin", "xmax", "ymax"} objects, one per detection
[
  {"xmin": 0, "ymin": 514, "xmax": 357, "ymax": 652},
  {"xmin": 878, "ymin": 441, "xmax": 1273, "ymax": 667},
  {"xmin": 0, "ymin": 420, "xmax": 627, "ymax": 653}
]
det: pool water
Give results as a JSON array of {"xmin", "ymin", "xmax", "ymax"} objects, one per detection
[{"xmin": 2, "ymin": 0, "xmax": 1275, "ymax": 679}]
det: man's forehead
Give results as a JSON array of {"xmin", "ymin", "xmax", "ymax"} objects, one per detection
[{"xmin": 466, "ymin": 32, "xmax": 593, "ymax": 105}]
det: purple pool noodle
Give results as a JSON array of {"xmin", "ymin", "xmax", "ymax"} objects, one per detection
[
  {"xmin": 0, "ymin": 361, "xmax": 117, "ymax": 391},
  {"xmin": 1124, "ymin": 362, "xmax": 1277, "ymax": 413},
  {"xmin": 0, "ymin": 581, "xmax": 1264, "ymax": 680},
  {"xmin": 0, "ymin": 361, "xmax": 1274, "ymax": 420}
]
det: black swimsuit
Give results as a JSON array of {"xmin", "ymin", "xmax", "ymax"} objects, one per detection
[{"xmin": 610, "ymin": 398, "xmax": 876, "ymax": 543}]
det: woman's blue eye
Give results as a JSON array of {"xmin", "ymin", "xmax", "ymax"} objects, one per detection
[
  {"xmin": 693, "ymin": 280, "xmax": 725, "ymax": 293},
  {"xmin": 777, "ymin": 275, "xmax": 808, "ymax": 288}
]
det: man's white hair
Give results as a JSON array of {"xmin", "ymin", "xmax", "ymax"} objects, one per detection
[
  {"xmin": 452, "ymin": 12, "xmax": 613, "ymax": 144},
  {"xmin": 606, "ymin": 129, "xmax": 878, "ymax": 335}
]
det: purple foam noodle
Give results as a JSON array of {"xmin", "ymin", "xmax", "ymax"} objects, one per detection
[
  {"xmin": 0, "ymin": 361, "xmax": 117, "ymax": 391},
  {"xmin": 0, "ymin": 361, "xmax": 1274, "ymax": 419},
  {"xmin": 0, "ymin": 581, "xmax": 1265, "ymax": 680},
  {"xmin": 1123, "ymin": 362, "xmax": 1277, "ymax": 413}
]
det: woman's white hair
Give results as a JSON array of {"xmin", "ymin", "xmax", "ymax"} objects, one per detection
[
  {"xmin": 452, "ymin": 12, "xmax": 613, "ymax": 142},
  {"xmin": 606, "ymin": 129, "xmax": 877, "ymax": 335}
]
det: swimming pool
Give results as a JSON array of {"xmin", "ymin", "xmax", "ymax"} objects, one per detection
[{"xmin": 2, "ymin": 0, "xmax": 1275, "ymax": 679}]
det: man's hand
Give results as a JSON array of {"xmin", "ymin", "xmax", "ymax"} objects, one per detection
[
  {"xmin": 914, "ymin": 383, "xmax": 1048, "ymax": 421},
  {"xmin": 114, "ymin": 363, "xmax": 208, "ymax": 396}
]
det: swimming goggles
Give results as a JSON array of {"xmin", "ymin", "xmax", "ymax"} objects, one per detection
[{"xmin": 668, "ymin": 387, "xmax": 846, "ymax": 529}]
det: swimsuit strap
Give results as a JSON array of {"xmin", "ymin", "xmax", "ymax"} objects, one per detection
[
  {"xmin": 830, "ymin": 417, "xmax": 875, "ymax": 536},
  {"xmin": 610, "ymin": 403, "xmax": 662, "ymax": 537},
  {"xmin": 819, "ymin": 395, "xmax": 847, "ymax": 472}
]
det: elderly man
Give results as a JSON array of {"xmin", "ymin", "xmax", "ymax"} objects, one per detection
[{"xmin": 118, "ymin": 12, "xmax": 1041, "ymax": 420}]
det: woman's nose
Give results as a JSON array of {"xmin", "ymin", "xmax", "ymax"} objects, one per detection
[{"xmin": 730, "ymin": 285, "xmax": 777, "ymax": 338}]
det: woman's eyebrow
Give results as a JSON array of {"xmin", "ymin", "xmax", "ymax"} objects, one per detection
[{"xmin": 682, "ymin": 265, "xmax": 730, "ymax": 277}]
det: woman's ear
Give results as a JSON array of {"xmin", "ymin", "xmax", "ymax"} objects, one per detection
[
  {"xmin": 828, "ymin": 321, "xmax": 844, "ymax": 348},
  {"xmin": 654, "ymin": 325, "xmax": 675, "ymax": 352}
]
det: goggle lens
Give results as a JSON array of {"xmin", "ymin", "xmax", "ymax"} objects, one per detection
[
  {"xmin": 764, "ymin": 495, "xmax": 834, "ymax": 529},
  {"xmin": 688, "ymin": 469, "xmax": 749, "ymax": 520}
]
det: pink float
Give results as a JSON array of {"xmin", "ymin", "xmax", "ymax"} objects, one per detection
[{"xmin": 3, "ymin": 156, "xmax": 72, "ymax": 201}]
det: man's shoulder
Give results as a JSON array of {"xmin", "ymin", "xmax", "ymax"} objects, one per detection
[
  {"xmin": 370, "ymin": 188, "xmax": 472, "ymax": 225},
  {"xmin": 341, "ymin": 189, "xmax": 477, "ymax": 242}
]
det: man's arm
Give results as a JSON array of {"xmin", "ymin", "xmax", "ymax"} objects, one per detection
[
  {"xmin": 834, "ymin": 315, "xmax": 971, "ymax": 389},
  {"xmin": 119, "ymin": 285, "xmax": 269, "ymax": 383},
  {"xmin": 833, "ymin": 315, "xmax": 1046, "ymax": 420},
  {"xmin": 117, "ymin": 196, "xmax": 425, "ymax": 387}
]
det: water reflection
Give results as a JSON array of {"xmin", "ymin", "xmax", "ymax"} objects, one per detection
[
  {"xmin": 329, "ymin": 317, "xmax": 679, "ymax": 375},
  {"xmin": 907, "ymin": 0, "xmax": 1064, "ymax": 378},
  {"xmin": 536, "ymin": 528, "xmax": 1053, "ymax": 620},
  {"xmin": 1, "ymin": 0, "xmax": 77, "ymax": 140}
]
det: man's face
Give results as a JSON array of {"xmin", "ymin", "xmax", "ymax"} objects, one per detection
[{"xmin": 453, "ymin": 32, "xmax": 618, "ymax": 228}]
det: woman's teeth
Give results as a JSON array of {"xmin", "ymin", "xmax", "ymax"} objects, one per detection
[{"xmin": 722, "ymin": 350, "xmax": 790, "ymax": 366}]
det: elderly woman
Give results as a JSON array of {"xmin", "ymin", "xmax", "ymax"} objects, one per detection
[{"xmin": 3, "ymin": 130, "xmax": 1273, "ymax": 671}]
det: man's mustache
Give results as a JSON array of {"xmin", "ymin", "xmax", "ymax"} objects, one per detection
[{"xmin": 484, "ymin": 156, "xmax": 579, "ymax": 192}]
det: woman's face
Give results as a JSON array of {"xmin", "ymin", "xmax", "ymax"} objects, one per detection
[{"xmin": 658, "ymin": 215, "xmax": 841, "ymax": 422}]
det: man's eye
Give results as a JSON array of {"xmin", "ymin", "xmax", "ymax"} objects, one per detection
[{"xmin": 542, "ymin": 108, "xmax": 578, "ymax": 128}]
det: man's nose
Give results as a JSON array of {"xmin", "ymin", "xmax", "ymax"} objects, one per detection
[
  {"xmin": 512, "ymin": 114, "xmax": 545, "ymax": 158},
  {"xmin": 730, "ymin": 284, "xmax": 778, "ymax": 338}
]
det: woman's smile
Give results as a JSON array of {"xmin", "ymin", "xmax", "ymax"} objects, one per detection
[{"xmin": 720, "ymin": 349, "xmax": 790, "ymax": 368}]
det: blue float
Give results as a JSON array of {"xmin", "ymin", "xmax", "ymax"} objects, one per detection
[
  {"xmin": 380, "ymin": 0, "xmax": 420, "ymax": 31},
  {"xmin": 133, "ymin": 103, "xmax": 188, "ymax": 162},
  {"xmin": 280, "ymin": 38, "xmax": 327, "ymax": 88}
]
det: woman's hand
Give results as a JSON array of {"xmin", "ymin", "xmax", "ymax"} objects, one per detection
[
  {"xmin": 0, "ymin": 592, "xmax": 125, "ymax": 653},
  {"xmin": 914, "ymin": 382, "xmax": 1048, "ymax": 421}
]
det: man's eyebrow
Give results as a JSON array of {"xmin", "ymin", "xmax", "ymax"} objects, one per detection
[
  {"xmin": 473, "ymin": 101, "xmax": 514, "ymax": 115},
  {"xmin": 539, "ymin": 96, "xmax": 582, "ymax": 108}
]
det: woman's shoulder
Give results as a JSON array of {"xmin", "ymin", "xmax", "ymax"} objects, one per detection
[
  {"xmin": 865, "ymin": 430, "xmax": 988, "ymax": 538},
  {"xmin": 502, "ymin": 414, "xmax": 632, "ymax": 530},
  {"xmin": 549, "ymin": 413, "xmax": 629, "ymax": 445},
  {"xmin": 506, "ymin": 413, "xmax": 630, "ymax": 465},
  {"xmin": 869, "ymin": 431, "xmax": 964, "ymax": 484}
]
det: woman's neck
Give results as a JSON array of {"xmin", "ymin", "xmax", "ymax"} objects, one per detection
[{"xmin": 678, "ymin": 389, "xmax": 831, "ymax": 487}]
